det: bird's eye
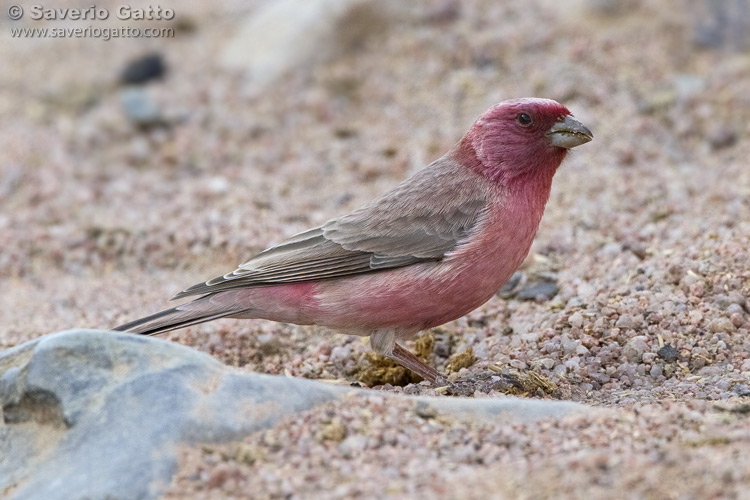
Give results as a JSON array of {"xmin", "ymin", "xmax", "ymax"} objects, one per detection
[{"xmin": 516, "ymin": 113, "xmax": 532, "ymax": 126}]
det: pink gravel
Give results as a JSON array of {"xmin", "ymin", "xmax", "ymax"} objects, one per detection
[{"xmin": 2, "ymin": 0, "xmax": 750, "ymax": 498}]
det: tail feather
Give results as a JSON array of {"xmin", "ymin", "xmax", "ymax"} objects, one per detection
[{"xmin": 113, "ymin": 303, "xmax": 245, "ymax": 336}]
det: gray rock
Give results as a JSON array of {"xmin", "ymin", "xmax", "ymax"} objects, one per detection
[
  {"xmin": 585, "ymin": 0, "xmax": 637, "ymax": 16},
  {"xmin": 497, "ymin": 270, "xmax": 524, "ymax": 297},
  {"xmin": 339, "ymin": 434, "xmax": 368, "ymax": 458},
  {"xmin": 0, "ymin": 330, "xmax": 596, "ymax": 500},
  {"xmin": 690, "ymin": 0, "xmax": 750, "ymax": 51},
  {"xmin": 656, "ymin": 344, "xmax": 680, "ymax": 362},
  {"xmin": 561, "ymin": 334, "xmax": 579, "ymax": 355},
  {"xmin": 673, "ymin": 74, "xmax": 707, "ymax": 100},
  {"xmin": 119, "ymin": 87, "xmax": 165, "ymax": 127},
  {"xmin": 622, "ymin": 335, "xmax": 650, "ymax": 363},
  {"xmin": 0, "ymin": 330, "xmax": 346, "ymax": 500},
  {"xmin": 120, "ymin": 53, "xmax": 166, "ymax": 85},
  {"xmin": 219, "ymin": 0, "xmax": 404, "ymax": 89},
  {"xmin": 568, "ymin": 311, "xmax": 584, "ymax": 328},
  {"xmin": 414, "ymin": 396, "xmax": 595, "ymax": 425},
  {"xmin": 615, "ymin": 313, "xmax": 637, "ymax": 329},
  {"xmin": 497, "ymin": 270, "xmax": 559, "ymax": 302},
  {"xmin": 708, "ymin": 317, "xmax": 735, "ymax": 333},
  {"xmin": 516, "ymin": 281, "xmax": 559, "ymax": 301}
]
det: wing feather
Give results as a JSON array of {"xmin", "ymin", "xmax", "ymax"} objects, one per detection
[{"xmin": 172, "ymin": 157, "xmax": 491, "ymax": 300}]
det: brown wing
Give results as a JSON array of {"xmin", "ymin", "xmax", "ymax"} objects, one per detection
[{"xmin": 172, "ymin": 157, "xmax": 490, "ymax": 300}]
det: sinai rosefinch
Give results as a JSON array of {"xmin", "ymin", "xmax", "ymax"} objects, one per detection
[{"xmin": 115, "ymin": 98, "xmax": 593, "ymax": 384}]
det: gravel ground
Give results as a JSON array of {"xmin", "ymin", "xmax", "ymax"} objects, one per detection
[
  {"xmin": 164, "ymin": 397, "xmax": 750, "ymax": 500},
  {"xmin": 2, "ymin": 0, "xmax": 750, "ymax": 498}
]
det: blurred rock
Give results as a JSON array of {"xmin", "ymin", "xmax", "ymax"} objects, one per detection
[
  {"xmin": 615, "ymin": 313, "xmax": 637, "ymax": 329},
  {"xmin": 173, "ymin": 16, "xmax": 198, "ymax": 35},
  {"xmin": 219, "ymin": 0, "xmax": 404, "ymax": 89},
  {"xmin": 0, "ymin": 330, "xmax": 595, "ymax": 500},
  {"xmin": 708, "ymin": 125, "xmax": 738, "ymax": 150},
  {"xmin": 0, "ymin": 164, "xmax": 24, "ymax": 200},
  {"xmin": 119, "ymin": 87, "xmax": 166, "ymax": 127},
  {"xmin": 586, "ymin": 0, "xmax": 639, "ymax": 16},
  {"xmin": 673, "ymin": 74, "xmax": 707, "ymax": 100},
  {"xmin": 691, "ymin": 0, "xmax": 750, "ymax": 50},
  {"xmin": 42, "ymin": 84, "xmax": 105, "ymax": 114},
  {"xmin": 120, "ymin": 53, "xmax": 166, "ymax": 85},
  {"xmin": 497, "ymin": 270, "xmax": 559, "ymax": 302},
  {"xmin": 423, "ymin": 0, "xmax": 461, "ymax": 24},
  {"xmin": 497, "ymin": 270, "xmax": 524, "ymax": 297},
  {"xmin": 516, "ymin": 281, "xmax": 559, "ymax": 301}
]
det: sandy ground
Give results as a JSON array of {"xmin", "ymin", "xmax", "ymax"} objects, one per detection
[{"xmin": 2, "ymin": 0, "xmax": 750, "ymax": 498}]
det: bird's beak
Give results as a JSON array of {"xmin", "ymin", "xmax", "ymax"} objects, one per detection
[{"xmin": 546, "ymin": 115, "xmax": 593, "ymax": 149}]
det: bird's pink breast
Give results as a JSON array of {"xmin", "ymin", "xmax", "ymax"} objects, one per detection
[{"xmin": 325, "ymin": 206, "xmax": 535, "ymax": 332}]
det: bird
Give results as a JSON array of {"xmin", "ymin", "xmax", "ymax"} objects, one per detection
[{"xmin": 114, "ymin": 97, "xmax": 592, "ymax": 385}]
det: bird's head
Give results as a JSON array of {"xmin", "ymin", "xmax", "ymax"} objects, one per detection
[{"xmin": 461, "ymin": 98, "xmax": 592, "ymax": 186}]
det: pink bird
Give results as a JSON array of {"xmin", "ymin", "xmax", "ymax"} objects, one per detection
[{"xmin": 115, "ymin": 98, "xmax": 592, "ymax": 385}]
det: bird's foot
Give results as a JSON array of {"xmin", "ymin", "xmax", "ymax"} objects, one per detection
[{"xmin": 388, "ymin": 342, "xmax": 448, "ymax": 386}]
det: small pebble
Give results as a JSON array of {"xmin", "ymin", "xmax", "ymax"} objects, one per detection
[
  {"xmin": 709, "ymin": 317, "xmax": 734, "ymax": 333},
  {"xmin": 338, "ymin": 434, "xmax": 367, "ymax": 458},
  {"xmin": 616, "ymin": 314, "xmax": 636, "ymax": 329},
  {"xmin": 569, "ymin": 312, "xmax": 584, "ymax": 328},
  {"xmin": 119, "ymin": 88, "xmax": 164, "ymax": 127},
  {"xmin": 657, "ymin": 344, "xmax": 679, "ymax": 362},
  {"xmin": 120, "ymin": 53, "xmax": 166, "ymax": 85},
  {"xmin": 623, "ymin": 336, "xmax": 649, "ymax": 363},
  {"xmin": 516, "ymin": 281, "xmax": 559, "ymax": 301}
]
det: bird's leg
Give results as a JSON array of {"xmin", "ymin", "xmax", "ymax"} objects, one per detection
[{"xmin": 389, "ymin": 343, "xmax": 449, "ymax": 386}]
